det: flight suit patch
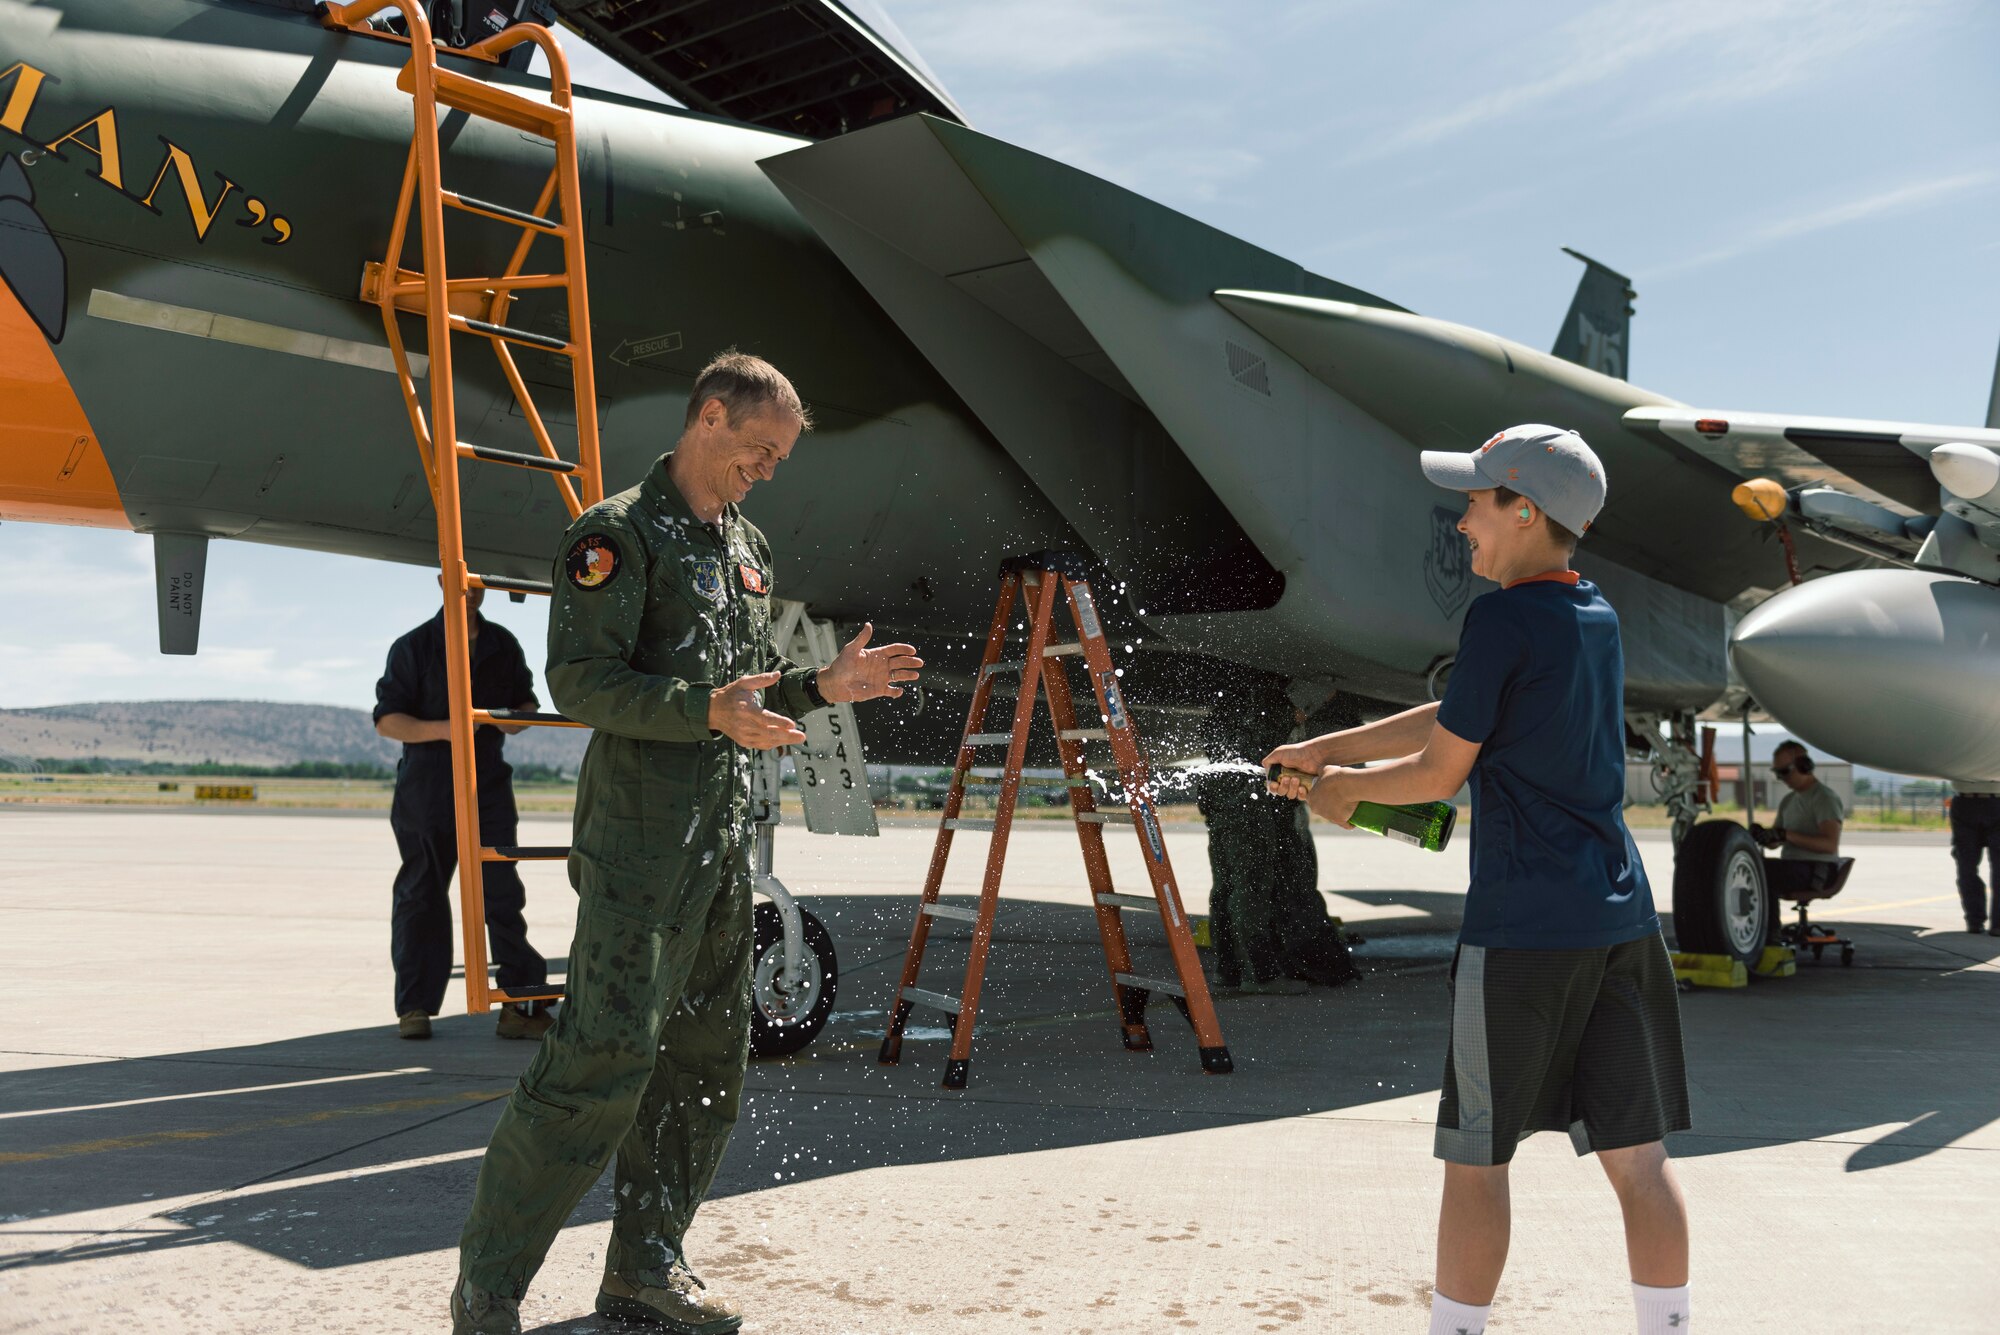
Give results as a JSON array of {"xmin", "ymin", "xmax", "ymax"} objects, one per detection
[
  {"xmin": 691, "ymin": 556, "xmax": 726, "ymax": 604},
  {"xmin": 566, "ymin": 534, "xmax": 622, "ymax": 591},
  {"xmin": 738, "ymin": 563, "xmax": 767, "ymax": 595}
]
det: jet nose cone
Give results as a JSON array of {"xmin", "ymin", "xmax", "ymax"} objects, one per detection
[{"xmin": 1732, "ymin": 570, "xmax": 2000, "ymax": 782}]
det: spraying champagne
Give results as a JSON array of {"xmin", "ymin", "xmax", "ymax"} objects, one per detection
[{"xmin": 1266, "ymin": 764, "xmax": 1457, "ymax": 853}]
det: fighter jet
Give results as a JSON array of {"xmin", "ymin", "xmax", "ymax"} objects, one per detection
[{"xmin": 2, "ymin": 0, "xmax": 1995, "ymax": 970}]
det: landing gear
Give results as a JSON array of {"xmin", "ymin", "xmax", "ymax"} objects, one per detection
[
  {"xmin": 1637, "ymin": 711, "xmax": 1710, "ymax": 849},
  {"xmin": 749, "ymin": 897, "xmax": 838, "ymax": 1057},
  {"xmin": 1671, "ymin": 821, "xmax": 1770, "ymax": 966}
]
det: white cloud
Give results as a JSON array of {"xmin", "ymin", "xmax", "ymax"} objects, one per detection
[
  {"xmin": 1350, "ymin": 0, "xmax": 1954, "ymax": 163},
  {"xmin": 1654, "ymin": 167, "xmax": 2000, "ymax": 277}
]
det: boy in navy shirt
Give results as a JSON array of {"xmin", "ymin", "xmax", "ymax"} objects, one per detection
[{"xmin": 1267, "ymin": 425, "xmax": 1691, "ymax": 1335}]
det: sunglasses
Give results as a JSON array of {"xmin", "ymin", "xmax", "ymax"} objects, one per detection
[{"xmin": 1771, "ymin": 763, "xmax": 1796, "ymax": 776}]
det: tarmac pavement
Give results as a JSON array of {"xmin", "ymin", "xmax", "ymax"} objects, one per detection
[{"xmin": 2, "ymin": 806, "xmax": 1996, "ymax": 1332}]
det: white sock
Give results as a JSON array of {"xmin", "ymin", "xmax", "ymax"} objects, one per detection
[
  {"xmin": 1427, "ymin": 1292, "xmax": 1490, "ymax": 1335},
  {"xmin": 1633, "ymin": 1281, "xmax": 1690, "ymax": 1331}
]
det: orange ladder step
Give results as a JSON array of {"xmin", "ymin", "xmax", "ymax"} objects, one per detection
[
  {"xmin": 457, "ymin": 442, "xmax": 579, "ymax": 473},
  {"xmin": 401, "ymin": 62, "xmax": 568, "ymax": 135},
  {"xmin": 448, "ymin": 314, "xmax": 574, "ymax": 355},
  {"xmin": 443, "ymin": 190, "xmax": 565, "ymax": 235},
  {"xmin": 476, "ymin": 708, "xmax": 585, "ymax": 728},
  {"xmin": 469, "ymin": 573, "xmax": 553, "ymax": 596},
  {"xmin": 493, "ymin": 985, "xmax": 566, "ymax": 1003},
  {"xmin": 484, "ymin": 845, "xmax": 571, "ymax": 862}
]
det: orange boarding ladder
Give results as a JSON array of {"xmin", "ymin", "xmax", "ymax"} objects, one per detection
[
  {"xmin": 880, "ymin": 553, "xmax": 1232, "ymax": 1088},
  {"xmin": 322, "ymin": 0, "xmax": 601, "ymax": 1013}
]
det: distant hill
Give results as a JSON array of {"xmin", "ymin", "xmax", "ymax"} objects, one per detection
[{"xmin": 0, "ymin": 701, "xmax": 591, "ymax": 772}]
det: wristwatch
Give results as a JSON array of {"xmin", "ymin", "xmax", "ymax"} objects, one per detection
[{"xmin": 804, "ymin": 668, "xmax": 830, "ymax": 710}]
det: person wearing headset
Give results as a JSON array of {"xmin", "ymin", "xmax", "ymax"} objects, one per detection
[{"xmin": 1750, "ymin": 741, "xmax": 1845, "ymax": 896}]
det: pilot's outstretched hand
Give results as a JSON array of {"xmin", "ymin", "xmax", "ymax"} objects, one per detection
[
  {"xmin": 817, "ymin": 622, "xmax": 924, "ymax": 703},
  {"xmin": 709, "ymin": 671, "xmax": 808, "ymax": 750}
]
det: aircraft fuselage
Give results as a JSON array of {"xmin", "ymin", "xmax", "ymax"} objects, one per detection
[{"xmin": 2, "ymin": 0, "xmax": 1738, "ymax": 724}]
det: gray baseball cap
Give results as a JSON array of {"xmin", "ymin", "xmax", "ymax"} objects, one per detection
[{"xmin": 1420, "ymin": 423, "xmax": 1607, "ymax": 535}]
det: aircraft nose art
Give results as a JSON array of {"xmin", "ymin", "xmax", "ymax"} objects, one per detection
[
  {"xmin": 1731, "ymin": 569, "xmax": 2000, "ymax": 782},
  {"xmin": 0, "ymin": 155, "xmax": 124, "ymax": 527}
]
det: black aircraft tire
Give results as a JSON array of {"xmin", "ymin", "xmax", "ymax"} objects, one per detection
[
  {"xmin": 1671, "ymin": 821, "xmax": 1769, "ymax": 966},
  {"xmin": 749, "ymin": 902, "xmax": 838, "ymax": 1059}
]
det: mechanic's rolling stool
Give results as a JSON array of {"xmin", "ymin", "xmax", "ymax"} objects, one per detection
[{"xmin": 1771, "ymin": 856, "xmax": 1858, "ymax": 966}]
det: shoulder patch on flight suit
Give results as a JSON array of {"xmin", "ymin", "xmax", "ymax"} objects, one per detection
[
  {"xmin": 738, "ymin": 563, "xmax": 767, "ymax": 595},
  {"xmin": 566, "ymin": 533, "xmax": 623, "ymax": 591},
  {"xmin": 691, "ymin": 556, "xmax": 726, "ymax": 604}
]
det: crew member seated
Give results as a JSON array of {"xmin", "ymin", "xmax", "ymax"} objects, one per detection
[
  {"xmin": 1750, "ymin": 740, "xmax": 1857, "ymax": 962},
  {"xmin": 1749, "ymin": 740, "xmax": 1844, "ymax": 884}
]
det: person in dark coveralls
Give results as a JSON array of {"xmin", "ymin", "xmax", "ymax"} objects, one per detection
[
  {"xmin": 1195, "ymin": 683, "xmax": 1305, "ymax": 994},
  {"xmin": 374, "ymin": 582, "xmax": 549, "ymax": 1041},
  {"xmin": 1197, "ymin": 681, "xmax": 1359, "ymax": 993},
  {"xmin": 1949, "ymin": 780, "xmax": 2000, "ymax": 934},
  {"xmin": 450, "ymin": 352, "xmax": 923, "ymax": 1335},
  {"xmin": 1271, "ymin": 691, "xmax": 1363, "ymax": 987}
]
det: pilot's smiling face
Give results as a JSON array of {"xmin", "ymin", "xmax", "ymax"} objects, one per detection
[
  {"xmin": 715, "ymin": 406, "xmax": 800, "ymax": 504},
  {"xmin": 688, "ymin": 400, "xmax": 800, "ymax": 509}
]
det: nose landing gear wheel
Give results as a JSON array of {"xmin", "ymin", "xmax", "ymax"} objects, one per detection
[
  {"xmin": 1671, "ymin": 821, "xmax": 1770, "ymax": 967},
  {"xmin": 749, "ymin": 901, "xmax": 837, "ymax": 1058}
]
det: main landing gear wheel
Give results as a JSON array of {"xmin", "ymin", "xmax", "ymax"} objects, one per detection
[
  {"xmin": 1671, "ymin": 821, "xmax": 1769, "ymax": 967},
  {"xmin": 749, "ymin": 901, "xmax": 838, "ymax": 1058}
]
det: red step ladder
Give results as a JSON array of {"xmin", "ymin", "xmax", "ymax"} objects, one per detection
[{"xmin": 879, "ymin": 553, "xmax": 1232, "ymax": 1088}]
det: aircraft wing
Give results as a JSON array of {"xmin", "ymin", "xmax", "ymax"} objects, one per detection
[
  {"xmin": 1623, "ymin": 401, "xmax": 2000, "ymax": 580},
  {"xmin": 1622, "ymin": 406, "xmax": 2000, "ymax": 514},
  {"xmin": 545, "ymin": 0, "xmax": 966, "ymax": 139}
]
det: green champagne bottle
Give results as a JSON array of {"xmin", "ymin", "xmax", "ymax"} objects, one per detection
[{"xmin": 1267, "ymin": 765, "xmax": 1457, "ymax": 853}]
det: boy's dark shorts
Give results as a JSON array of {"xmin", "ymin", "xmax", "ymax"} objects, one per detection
[{"xmin": 1435, "ymin": 931, "xmax": 1689, "ymax": 1166}]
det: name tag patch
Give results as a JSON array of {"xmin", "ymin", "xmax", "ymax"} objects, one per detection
[{"xmin": 739, "ymin": 563, "xmax": 768, "ymax": 594}]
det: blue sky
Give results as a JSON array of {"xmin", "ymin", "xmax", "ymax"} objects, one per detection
[{"xmin": 1, "ymin": 0, "xmax": 1995, "ymax": 712}]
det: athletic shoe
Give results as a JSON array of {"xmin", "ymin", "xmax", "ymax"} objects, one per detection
[{"xmin": 398, "ymin": 1011, "xmax": 432, "ymax": 1040}]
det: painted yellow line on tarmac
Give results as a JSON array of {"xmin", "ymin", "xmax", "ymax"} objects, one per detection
[
  {"xmin": 0, "ymin": 1067, "xmax": 432, "ymax": 1122},
  {"xmin": 1828, "ymin": 894, "xmax": 1957, "ymax": 916},
  {"xmin": 0, "ymin": 1088, "xmax": 509, "ymax": 1165}
]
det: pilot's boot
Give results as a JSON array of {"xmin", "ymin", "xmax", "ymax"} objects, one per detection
[
  {"xmin": 450, "ymin": 1278, "xmax": 520, "ymax": 1335},
  {"xmin": 596, "ymin": 1261, "xmax": 743, "ymax": 1334}
]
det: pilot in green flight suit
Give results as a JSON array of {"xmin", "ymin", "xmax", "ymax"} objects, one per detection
[{"xmin": 452, "ymin": 353, "xmax": 922, "ymax": 1335}]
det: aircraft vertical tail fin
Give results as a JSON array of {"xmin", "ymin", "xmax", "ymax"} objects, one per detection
[
  {"xmin": 1552, "ymin": 247, "xmax": 1635, "ymax": 381},
  {"xmin": 1985, "ymin": 334, "xmax": 1999, "ymax": 429}
]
